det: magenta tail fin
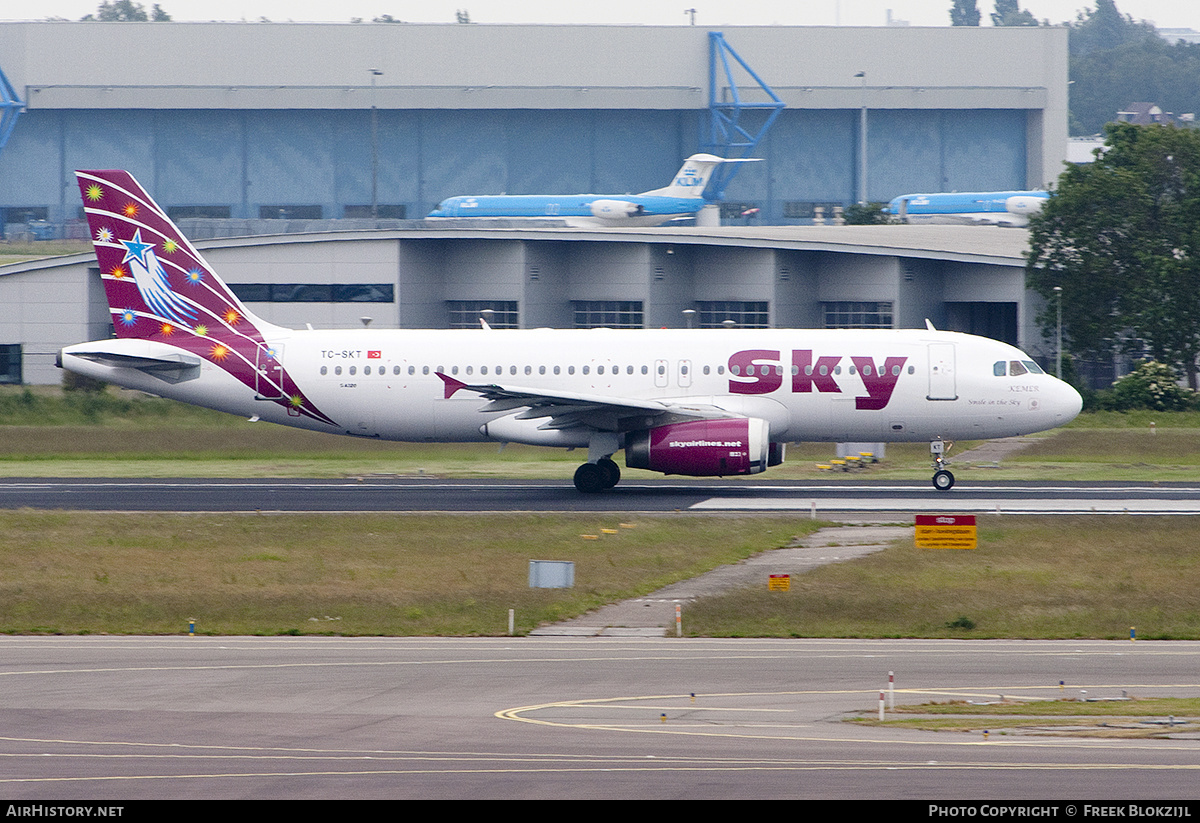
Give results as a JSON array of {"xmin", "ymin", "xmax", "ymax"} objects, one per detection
[{"xmin": 76, "ymin": 169, "xmax": 268, "ymax": 344}]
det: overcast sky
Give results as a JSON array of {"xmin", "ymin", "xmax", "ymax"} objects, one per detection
[{"xmin": 6, "ymin": 1, "xmax": 1200, "ymax": 30}]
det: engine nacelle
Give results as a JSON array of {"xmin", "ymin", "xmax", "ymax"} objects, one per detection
[
  {"xmin": 590, "ymin": 199, "xmax": 644, "ymax": 219},
  {"xmin": 1005, "ymin": 195, "xmax": 1047, "ymax": 216},
  {"xmin": 625, "ymin": 418, "xmax": 771, "ymax": 477}
]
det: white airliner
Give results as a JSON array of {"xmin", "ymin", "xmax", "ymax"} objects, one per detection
[
  {"xmin": 427, "ymin": 153, "xmax": 752, "ymax": 227},
  {"xmin": 59, "ymin": 170, "xmax": 1082, "ymax": 492},
  {"xmin": 884, "ymin": 190, "xmax": 1050, "ymax": 227}
]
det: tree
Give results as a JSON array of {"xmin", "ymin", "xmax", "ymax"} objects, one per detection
[
  {"xmin": 991, "ymin": 0, "xmax": 1038, "ymax": 27},
  {"xmin": 1063, "ymin": 2, "xmax": 1200, "ymax": 136},
  {"xmin": 80, "ymin": 1, "xmax": 171, "ymax": 21},
  {"xmin": 843, "ymin": 202, "xmax": 894, "ymax": 225},
  {"xmin": 1027, "ymin": 122, "xmax": 1200, "ymax": 388},
  {"xmin": 1069, "ymin": 0, "xmax": 1153, "ymax": 57},
  {"xmin": 950, "ymin": 0, "xmax": 980, "ymax": 26}
]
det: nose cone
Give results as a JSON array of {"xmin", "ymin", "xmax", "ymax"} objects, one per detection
[{"xmin": 1050, "ymin": 378, "xmax": 1083, "ymax": 426}]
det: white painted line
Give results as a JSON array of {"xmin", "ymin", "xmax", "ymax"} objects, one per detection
[{"xmin": 691, "ymin": 497, "xmax": 1200, "ymax": 514}]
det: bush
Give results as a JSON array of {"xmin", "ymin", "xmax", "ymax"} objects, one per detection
[
  {"xmin": 61, "ymin": 370, "xmax": 107, "ymax": 393},
  {"xmin": 843, "ymin": 202, "xmax": 895, "ymax": 225},
  {"xmin": 1093, "ymin": 360, "xmax": 1196, "ymax": 411}
]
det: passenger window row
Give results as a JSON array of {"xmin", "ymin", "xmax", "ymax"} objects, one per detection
[{"xmin": 318, "ymin": 361, "xmax": 918, "ymax": 378}]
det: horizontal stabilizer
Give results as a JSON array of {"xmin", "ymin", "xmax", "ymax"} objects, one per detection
[
  {"xmin": 70, "ymin": 350, "xmax": 202, "ymax": 372},
  {"xmin": 60, "ymin": 339, "xmax": 203, "ymax": 384}
]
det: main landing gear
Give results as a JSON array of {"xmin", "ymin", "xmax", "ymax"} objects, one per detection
[
  {"xmin": 574, "ymin": 457, "xmax": 621, "ymax": 493},
  {"xmin": 930, "ymin": 439, "xmax": 954, "ymax": 491}
]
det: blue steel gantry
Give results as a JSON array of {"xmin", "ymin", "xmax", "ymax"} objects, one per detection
[
  {"xmin": 0, "ymin": 64, "xmax": 23, "ymax": 154},
  {"xmin": 703, "ymin": 31, "xmax": 785, "ymax": 201}
]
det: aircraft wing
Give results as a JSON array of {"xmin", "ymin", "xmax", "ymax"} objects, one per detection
[
  {"xmin": 961, "ymin": 213, "xmax": 1030, "ymax": 227},
  {"xmin": 437, "ymin": 373, "xmax": 741, "ymax": 432}
]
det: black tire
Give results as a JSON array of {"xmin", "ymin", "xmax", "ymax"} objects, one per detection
[
  {"xmin": 574, "ymin": 462, "xmax": 607, "ymax": 493},
  {"xmin": 932, "ymin": 469, "xmax": 955, "ymax": 491},
  {"xmin": 597, "ymin": 457, "xmax": 621, "ymax": 489}
]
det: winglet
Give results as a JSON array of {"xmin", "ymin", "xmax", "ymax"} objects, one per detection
[
  {"xmin": 925, "ymin": 319, "xmax": 937, "ymax": 331},
  {"xmin": 437, "ymin": 372, "xmax": 468, "ymax": 399}
]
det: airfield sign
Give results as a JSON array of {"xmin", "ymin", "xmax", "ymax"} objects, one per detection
[{"xmin": 914, "ymin": 515, "xmax": 977, "ymax": 550}]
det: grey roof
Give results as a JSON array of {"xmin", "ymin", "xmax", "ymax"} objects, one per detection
[{"xmin": 0, "ymin": 224, "xmax": 1029, "ymax": 280}]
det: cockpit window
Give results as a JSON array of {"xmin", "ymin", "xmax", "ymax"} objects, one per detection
[
  {"xmin": 1022, "ymin": 360, "xmax": 1045, "ymax": 375},
  {"xmin": 994, "ymin": 361, "xmax": 1006, "ymax": 377},
  {"xmin": 1009, "ymin": 360, "xmax": 1028, "ymax": 377}
]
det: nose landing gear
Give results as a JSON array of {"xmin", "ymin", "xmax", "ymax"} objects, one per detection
[{"xmin": 931, "ymin": 439, "xmax": 954, "ymax": 491}]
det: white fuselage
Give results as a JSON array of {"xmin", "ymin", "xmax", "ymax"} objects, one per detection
[{"xmin": 61, "ymin": 327, "xmax": 1082, "ymax": 448}]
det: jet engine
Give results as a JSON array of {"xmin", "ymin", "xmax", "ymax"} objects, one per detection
[
  {"xmin": 590, "ymin": 199, "xmax": 645, "ymax": 219},
  {"xmin": 624, "ymin": 418, "xmax": 775, "ymax": 476},
  {"xmin": 1005, "ymin": 195, "xmax": 1047, "ymax": 216}
]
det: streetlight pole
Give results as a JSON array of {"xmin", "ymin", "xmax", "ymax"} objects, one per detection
[
  {"xmin": 855, "ymin": 71, "xmax": 867, "ymax": 205},
  {"xmin": 1054, "ymin": 285, "xmax": 1063, "ymax": 379},
  {"xmin": 369, "ymin": 68, "xmax": 383, "ymax": 219}
]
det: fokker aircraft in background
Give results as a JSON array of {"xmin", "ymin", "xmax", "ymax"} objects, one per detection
[
  {"xmin": 884, "ymin": 190, "xmax": 1050, "ymax": 227},
  {"xmin": 60, "ymin": 170, "xmax": 1081, "ymax": 492},
  {"xmin": 427, "ymin": 153, "xmax": 751, "ymax": 227}
]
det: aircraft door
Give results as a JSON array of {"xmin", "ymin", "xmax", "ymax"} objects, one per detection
[
  {"xmin": 927, "ymin": 343, "xmax": 957, "ymax": 400},
  {"xmin": 256, "ymin": 343, "xmax": 285, "ymax": 400}
]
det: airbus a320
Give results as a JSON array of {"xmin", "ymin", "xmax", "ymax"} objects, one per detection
[{"xmin": 59, "ymin": 170, "xmax": 1082, "ymax": 492}]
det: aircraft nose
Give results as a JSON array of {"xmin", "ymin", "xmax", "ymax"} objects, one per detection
[{"xmin": 1050, "ymin": 378, "xmax": 1083, "ymax": 425}]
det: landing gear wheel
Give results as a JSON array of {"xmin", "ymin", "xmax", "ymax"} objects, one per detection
[
  {"xmin": 597, "ymin": 457, "xmax": 621, "ymax": 489},
  {"xmin": 932, "ymin": 469, "xmax": 955, "ymax": 491},
  {"xmin": 573, "ymin": 462, "xmax": 607, "ymax": 493}
]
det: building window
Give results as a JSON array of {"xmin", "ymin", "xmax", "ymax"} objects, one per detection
[
  {"xmin": 447, "ymin": 300, "xmax": 519, "ymax": 329},
  {"xmin": 229, "ymin": 283, "xmax": 394, "ymax": 303},
  {"xmin": 333, "ymin": 284, "xmax": 395, "ymax": 302},
  {"xmin": 167, "ymin": 205, "xmax": 232, "ymax": 220},
  {"xmin": 1, "ymin": 207, "xmax": 49, "ymax": 224},
  {"xmin": 783, "ymin": 201, "xmax": 842, "ymax": 220},
  {"xmin": 572, "ymin": 301, "xmax": 643, "ymax": 329},
  {"xmin": 343, "ymin": 205, "xmax": 407, "ymax": 219},
  {"xmin": 258, "ymin": 205, "xmax": 322, "ymax": 220},
  {"xmin": 719, "ymin": 202, "xmax": 759, "ymax": 220},
  {"xmin": 0, "ymin": 344, "xmax": 21, "ymax": 384},
  {"xmin": 696, "ymin": 301, "xmax": 770, "ymax": 329},
  {"xmin": 822, "ymin": 301, "xmax": 893, "ymax": 329},
  {"xmin": 263, "ymin": 284, "xmax": 333, "ymax": 302}
]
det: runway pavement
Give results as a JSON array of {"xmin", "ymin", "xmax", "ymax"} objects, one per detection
[
  {"xmin": 0, "ymin": 637, "xmax": 1196, "ymax": 800},
  {"xmin": 4, "ymin": 477, "xmax": 1200, "ymax": 514}
]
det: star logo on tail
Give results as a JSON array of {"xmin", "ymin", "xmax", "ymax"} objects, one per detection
[{"xmin": 119, "ymin": 229, "xmax": 197, "ymax": 327}]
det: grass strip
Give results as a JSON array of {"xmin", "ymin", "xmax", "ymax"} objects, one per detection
[
  {"xmin": 0, "ymin": 511, "xmax": 819, "ymax": 636},
  {"xmin": 684, "ymin": 516, "xmax": 1200, "ymax": 639},
  {"xmin": 5, "ymin": 386, "xmax": 1200, "ymax": 480},
  {"xmin": 848, "ymin": 698, "xmax": 1200, "ymax": 738}
]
